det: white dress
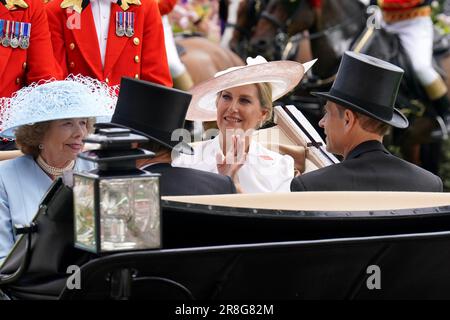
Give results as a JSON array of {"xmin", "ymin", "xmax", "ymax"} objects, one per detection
[{"xmin": 172, "ymin": 136, "xmax": 294, "ymax": 193}]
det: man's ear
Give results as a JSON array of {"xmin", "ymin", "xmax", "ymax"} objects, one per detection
[{"xmin": 343, "ymin": 109, "xmax": 356, "ymax": 131}]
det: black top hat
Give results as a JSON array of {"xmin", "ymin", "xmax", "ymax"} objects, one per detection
[
  {"xmin": 109, "ymin": 77, "xmax": 194, "ymax": 154},
  {"xmin": 312, "ymin": 51, "xmax": 409, "ymax": 129}
]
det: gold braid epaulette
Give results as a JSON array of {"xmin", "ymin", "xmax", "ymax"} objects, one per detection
[{"xmin": 5, "ymin": 0, "xmax": 28, "ymax": 10}]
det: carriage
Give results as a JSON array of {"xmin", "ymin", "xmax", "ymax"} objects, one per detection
[{"xmin": 1, "ymin": 106, "xmax": 450, "ymax": 300}]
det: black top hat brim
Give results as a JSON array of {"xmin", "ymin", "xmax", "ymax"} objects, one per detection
[
  {"xmin": 97, "ymin": 121, "xmax": 194, "ymax": 155},
  {"xmin": 312, "ymin": 92, "xmax": 409, "ymax": 129}
]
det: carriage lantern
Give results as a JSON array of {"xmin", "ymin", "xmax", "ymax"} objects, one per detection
[{"xmin": 72, "ymin": 127, "xmax": 161, "ymax": 253}]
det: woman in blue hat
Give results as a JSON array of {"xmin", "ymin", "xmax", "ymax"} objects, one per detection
[{"xmin": 0, "ymin": 75, "xmax": 116, "ymax": 262}]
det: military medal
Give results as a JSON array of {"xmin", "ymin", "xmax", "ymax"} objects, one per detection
[
  {"xmin": 19, "ymin": 22, "xmax": 30, "ymax": 49},
  {"xmin": 116, "ymin": 12, "xmax": 125, "ymax": 37},
  {"xmin": 10, "ymin": 21, "xmax": 19, "ymax": 48},
  {"xmin": 2, "ymin": 20, "xmax": 10, "ymax": 47},
  {"xmin": 125, "ymin": 12, "xmax": 134, "ymax": 37}
]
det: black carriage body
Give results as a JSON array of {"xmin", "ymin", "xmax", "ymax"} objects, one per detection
[{"xmin": 1, "ymin": 179, "xmax": 450, "ymax": 299}]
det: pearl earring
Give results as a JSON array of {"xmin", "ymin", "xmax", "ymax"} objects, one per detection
[{"xmin": 38, "ymin": 144, "xmax": 44, "ymax": 150}]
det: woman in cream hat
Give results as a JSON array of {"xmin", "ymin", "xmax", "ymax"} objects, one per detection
[
  {"xmin": 0, "ymin": 75, "xmax": 116, "ymax": 262},
  {"xmin": 173, "ymin": 56, "xmax": 305, "ymax": 193}
]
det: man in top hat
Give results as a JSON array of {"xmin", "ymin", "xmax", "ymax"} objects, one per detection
[
  {"xmin": 46, "ymin": 0, "xmax": 172, "ymax": 87},
  {"xmin": 106, "ymin": 77, "xmax": 236, "ymax": 196},
  {"xmin": 291, "ymin": 51, "xmax": 443, "ymax": 192},
  {"xmin": 0, "ymin": 0, "xmax": 62, "ymax": 97}
]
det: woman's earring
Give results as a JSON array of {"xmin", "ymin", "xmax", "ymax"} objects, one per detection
[{"xmin": 38, "ymin": 144, "xmax": 44, "ymax": 150}]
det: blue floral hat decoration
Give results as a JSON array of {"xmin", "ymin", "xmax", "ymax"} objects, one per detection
[{"xmin": 0, "ymin": 75, "xmax": 118, "ymax": 138}]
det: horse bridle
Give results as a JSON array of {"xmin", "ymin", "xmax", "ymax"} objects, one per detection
[
  {"xmin": 260, "ymin": 1, "xmax": 361, "ymax": 40},
  {"xmin": 260, "ymin": 10, "xmax": 289, "ymax": 32},
  {"xmin": 226, "ymin": 0, "xmax": 270, "ymax": 40},
  {"xmin": 258, "ymin": 0, "xmax": 304, "ymax": 33},
  {"xmin": 257, "ymin": 7, "xmax": 296, "ymax": 59}
]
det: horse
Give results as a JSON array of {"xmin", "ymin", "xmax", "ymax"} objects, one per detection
[
  {"xmin": 248, "ymin": 0, "xmax": 365, "ymax": 77},
  {"xmin": 227, "ymin": 0, "xmax": 271, "ymax": 59},
  {"xmin": 176, "ymin": 36, "xmax": 244, "ymax": 85},
  {"xmin": 244, "ymin": 0, "xmax": 450, "ymax": 175}
]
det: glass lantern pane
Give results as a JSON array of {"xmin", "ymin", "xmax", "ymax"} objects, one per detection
[
  {"xmin": 73, "ymin": 175, "xmax": 97, "ymax": 251},
  {"xmin": 100, "ymin": 177, "xmax": 160, "ymax": 251}
]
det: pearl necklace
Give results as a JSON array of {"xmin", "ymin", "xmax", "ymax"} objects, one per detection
[{"xmin": 36, "ymin": 155, "xmax": 75, "ymax": 177}]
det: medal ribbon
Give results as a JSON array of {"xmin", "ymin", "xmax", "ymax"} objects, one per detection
[
  {"xmin": 4, "ymin": 20, "xmax": 9, "ymax": 42},
  {"xmin": 19, "ymin": 21, "xmax": 23, "ymax": 40},
  {"xmin": 119, "ymin": 11, "xmax": 123, "ymax": 34},
  {"xmin": 8, "ymin": 21, "xmax": 13, "ymax": 41},
  {"xmin": 124, "ymin": 11, "xmax": 127, "ymax": 31},
  {"xmin": 24, "ymin": 21, "xmax": 29, "ymax": 39},
  {"xmin": 14, "ymin": 20, "xmax": 19, "ymax": 40}
]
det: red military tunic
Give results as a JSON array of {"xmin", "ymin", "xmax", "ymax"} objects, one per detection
[
  {"xmin": 158, "ymin": 0, "xmax": 176, "ymax": 15},
  {"xmin": 46, "ymin": 0, "xmax": 172, "ymax": 87},
  {"xmin": 0, "ymin": 0, "xmax": 62, "ymax": 97},
  {"xmin": 376, "ymin": 0, "xmax": 431, "ymax": 23},
  {"xmin": 378, "ymin": 0, "xmax": 430, "ymax": 9},
  {"xmin": 308, "ymin": 0, "xmax": 321, "ymax": 8}
]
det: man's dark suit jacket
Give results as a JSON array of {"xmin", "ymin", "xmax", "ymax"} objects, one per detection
[
  {"xmin": 143, "ymin": 163, "xmax": 237, "ymax": 196},
  {"xmin": 291, "ymin": 140, "xmax": 443, "ymax": 192}
]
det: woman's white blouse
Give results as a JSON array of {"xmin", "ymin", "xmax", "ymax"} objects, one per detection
[{"xmin": 172, "ymin": 136, "xmax": 294, "ymax": 194}]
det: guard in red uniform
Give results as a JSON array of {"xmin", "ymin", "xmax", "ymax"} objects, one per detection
[
  {"xmin": 46, "ymin": 0, "xmax": 172, "ymax": 87},
  {"xmin": 377, "ymin": 0, "xmax": 432, "ymax": 23},
  {"xmin": 373, "ymin": 0, "xmax": 450, "ymax": 135},
  {"xmin": 0, "ymin": 0, "xmax": 62, "ymax": 98}
]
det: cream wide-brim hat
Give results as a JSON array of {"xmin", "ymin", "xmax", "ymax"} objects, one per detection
[
  {"xmin": 185, "ymin": 56, "xmax": 307, "ymax": 122},
  {"xmin": 0, "ymin": 75, "xmax": 117, "ymax": 138}
]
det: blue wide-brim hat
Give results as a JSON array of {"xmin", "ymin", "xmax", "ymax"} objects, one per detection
[{"xmin": 0, "ymin": 75, "xmax": 117, "ymax": 138}]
